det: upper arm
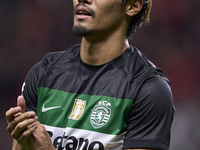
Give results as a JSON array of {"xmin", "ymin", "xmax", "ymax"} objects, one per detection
[
  {"xmin": 123, "ymin": 77, "xmax": 175, "ymax": 150},
  {"xmin": 22, "ymin": 62, "xmax": 41, "ymax": 113}
]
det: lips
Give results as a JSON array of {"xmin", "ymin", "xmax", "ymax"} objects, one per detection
[
  {"xmin": 77, "ymin": 10, "xmax": 91, "ymax": 16},
  {"xmin": 74, "ymin": 4, "xmax": 95, "ymax": 20},
  {"xmin": 75, "ymin": 6, "xmax": 92, "ymax": 17}
]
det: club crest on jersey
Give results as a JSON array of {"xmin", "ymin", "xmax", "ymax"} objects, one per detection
[
  {"xmin": 91, "ymin": 101, "xmax": 111, "ymax": 129},
  {"xmin": 69, "ymin": 99, "xmax": 86, "ymax": 120}
]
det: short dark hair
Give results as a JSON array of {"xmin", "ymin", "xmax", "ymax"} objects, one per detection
[{"xmin": 122, "ymin": 0, "xmax": 152, "ymax": 37}]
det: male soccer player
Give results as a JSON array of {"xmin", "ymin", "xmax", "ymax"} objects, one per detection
[{"xmin": 6, "ymin": 0, "xmax": 175, "ymax": 149}]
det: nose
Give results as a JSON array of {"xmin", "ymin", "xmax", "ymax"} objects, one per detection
[{"xmin": 78, "ymin": 0, "xmax": 92, "ymax": 4}]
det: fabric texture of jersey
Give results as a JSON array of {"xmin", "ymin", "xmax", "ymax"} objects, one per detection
[{"xmin": 22, "ymin": 44, "xmax": 175, "ymax": 150}]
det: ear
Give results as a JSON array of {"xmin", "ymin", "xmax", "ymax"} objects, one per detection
[{"xmin": 126, "ymin": 0, "xmax": 143, "ymax": 17}]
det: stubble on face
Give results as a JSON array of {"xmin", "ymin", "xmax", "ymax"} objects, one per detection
[
  {"xmin": 72, "ymin": 25, "xmax": 92, "ymax": 37},
  {"xmin": 72, "ymin": 3, "xmax": 95, "ymax": 37}
]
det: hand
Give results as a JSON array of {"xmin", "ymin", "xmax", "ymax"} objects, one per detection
[
  {"xmin": 29, "ymin": 121, "xmax": 56, "ymax": 150},
  {"xmin": 6, "ymin": 95, "xmax": 55, "ymax": 150},
  {"xmin": 6, "ymin": 95, "xmax": 38, "ymax": 149}
]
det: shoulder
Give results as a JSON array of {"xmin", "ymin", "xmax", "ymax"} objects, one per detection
[
  {"xmin": 119, "ymin": 46, "xmax": 171, "ymax": 97},
  {"xmin": 40, "ymin": 44, "xmax": 80, "ymax": 67},
  {"xmin": 116, "ymin": 46, "xmax": 164, "ymax": 83},
  {"xmin": 137, "ymin": 76, "xmax": 173, "ymax": 106},
  {"xmin": 24, "ymin": 44, "xmax": 81, "ymax": 87}
]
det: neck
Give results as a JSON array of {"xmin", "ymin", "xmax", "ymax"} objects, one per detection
[{"xmin": 80, "ymin": 31, "xmax": 129, "ymax": 66}]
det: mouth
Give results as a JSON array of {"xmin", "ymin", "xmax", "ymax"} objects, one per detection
[
  {"xmin": 75, "ymin": 5, "xmax": 94, "ymax": 19},
  {"xmin": 76, "ymin": 10, "xmax": 91, "ymax": 16}
]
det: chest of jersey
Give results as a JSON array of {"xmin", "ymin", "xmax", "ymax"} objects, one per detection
[{"xmin": 36, "ymin": 63, "xmax": 133, "ymax": 149}]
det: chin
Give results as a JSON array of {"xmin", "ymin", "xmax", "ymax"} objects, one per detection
[{"xmin": 72, "ymin": 25, "xmax": 92, "ymax": 37}]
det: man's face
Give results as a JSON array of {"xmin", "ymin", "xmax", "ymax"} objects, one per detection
[{"xmin": 73, "ymin": 0, "xmax": 126, "ymax": 37}]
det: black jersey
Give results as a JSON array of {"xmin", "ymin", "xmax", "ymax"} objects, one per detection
[{"xmin": 22, "ymin": 44, "xmax": 175, "ymax": 150}]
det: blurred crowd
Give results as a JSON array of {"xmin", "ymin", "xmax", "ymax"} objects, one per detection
[{"xmin": 0, "ymin": 0, "xmax": 199, "ymax": 149}]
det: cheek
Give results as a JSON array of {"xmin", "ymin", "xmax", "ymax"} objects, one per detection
[
  {"xmin": 95, "ymin": 4, "xmax": 122, "ymax": 20},
  {"xmin": 95, "ymin": 0, "xmax": 123, "ymax": 14},
  {"xmin": 95, "ymin": 7, "xmax": 124, "ymax": 27}
]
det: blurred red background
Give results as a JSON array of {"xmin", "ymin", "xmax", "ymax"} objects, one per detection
[{"xmin": 1, "ymin": 0, "xmax": 200, "ymax": 149}]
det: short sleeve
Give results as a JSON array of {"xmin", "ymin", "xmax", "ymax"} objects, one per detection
[
  {"xmin": 22, "ymin": 62, "xmax": 41, "ymax": 113},
  {"xmin": 123, "ymin": 77, "xmax": 175, "ymax": 150}
]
